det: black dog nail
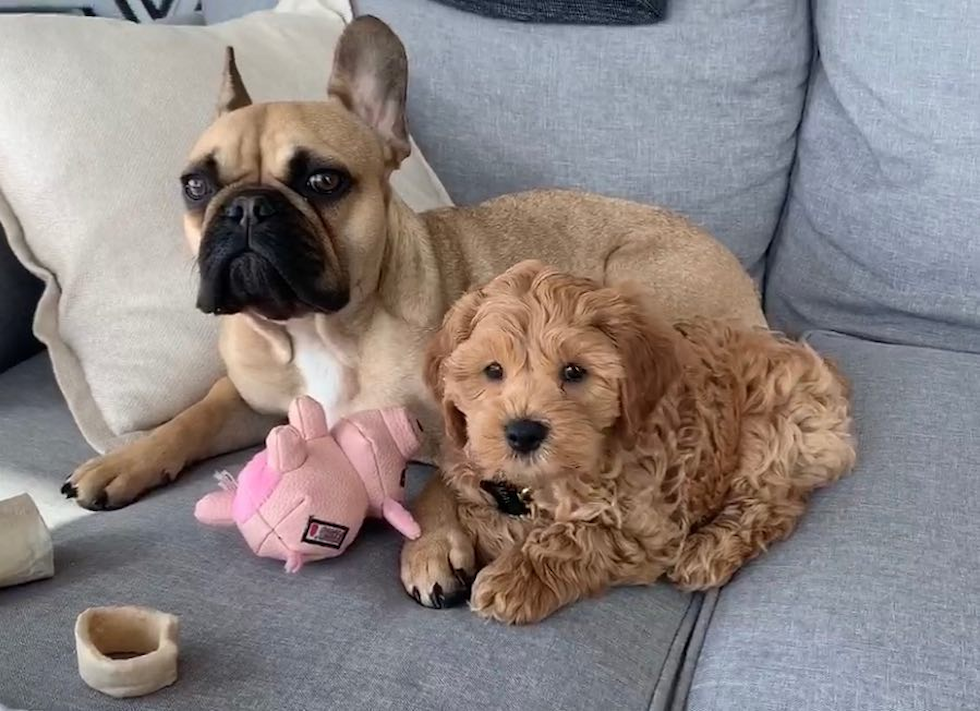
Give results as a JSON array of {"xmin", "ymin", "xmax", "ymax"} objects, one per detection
[
  {"xmin": 411, "ymin": 587, "xmax": 423, "ymax": 606},
  {"xmin": 431, "ymin": 583, "xmax": 445, "ymax": 609},
  {"xmin": 453, "ymin": 567, "xmax": 471, "ymax": 587},
  {"xmin": 61, "ymin": 482, "xmax": 77, "ymax": 499}
]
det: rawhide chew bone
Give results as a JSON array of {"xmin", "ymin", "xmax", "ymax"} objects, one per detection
[
  {"xmin": 74, "ymin": 606, "xmax": 179, "ymax": 698},
  {"xmin": 0, "ymin": 493, "xmax": 54, "ymax": 588}
]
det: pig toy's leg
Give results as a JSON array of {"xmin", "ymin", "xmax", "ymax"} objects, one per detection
[{"xmin": 382, "ymin": 499, "xmax": 421, "ymax": 540}]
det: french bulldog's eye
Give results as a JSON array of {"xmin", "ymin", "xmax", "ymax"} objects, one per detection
[
  {"xmin": 182, "ymin": 175, "xmax": 212, "ymax": 202},
  {"xmin": 484, "ymin": 362, "xmax": 504, "ymax": 381},
  {"xmin": 307, "ymin": 170, "xmax": 347, "ymax": 195},
  {"xmin": 560, "ymin": 363, "xmax": 587, "ymax": 383}
]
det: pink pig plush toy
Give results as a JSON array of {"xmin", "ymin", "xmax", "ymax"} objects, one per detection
[{"xmin": 194, "ymin": 396, "xmax": 422, "ymax": 572}]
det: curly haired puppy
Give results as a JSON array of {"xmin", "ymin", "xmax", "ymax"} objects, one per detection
[{"xmin": 424, "ymin": 260, "xmax": 856, "ymax": 625}]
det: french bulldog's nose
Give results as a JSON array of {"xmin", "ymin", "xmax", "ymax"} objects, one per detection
[
  {"xmin": 505, "ymin": 418, "xmax": 549, "ymax": 454},
  {"xmin": 223, "ymin": 191, "xmax": 279, "ymax": 226}
]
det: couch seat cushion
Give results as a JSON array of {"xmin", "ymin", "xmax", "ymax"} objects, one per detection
[
  {"xmin": 688, "ymin": 332, "xmax": 980, "ymax": 711},
  {"xmin": 0, "ymin": 354, "xmax": 94, "ymax": 529},
  {"xmin": 0, "ymin": 357, "xmax": 707, "ymax": 710}
]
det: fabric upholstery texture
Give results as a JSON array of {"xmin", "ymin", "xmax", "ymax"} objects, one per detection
[
  {"xmin": 0, "ymin": 225, "xmax": 42, "ymax": 373},
  {"xmin": 765, "ymin": 0, "xmax": 980, "ymax": 353},
  {"xmin": 428, "ymin": 0, "xmax": 667, "ymax": 25},
  {"xmin": 0, "ymin": 356, "xmax": 705, "ymax": 711},
  {"xmin": 357, "ymin": 0, "xmax": 810, "ymax": 280},
  {"xmin": 0, "ymin": 355, "xmax": 93, "ymax": 529},
  {"xmin": 0, "ymin": 0, "xmax": 452, "ymax": 453},
  {"xmin": 688, "ymin": 331, "xmax": 980, "ymax": 711}
]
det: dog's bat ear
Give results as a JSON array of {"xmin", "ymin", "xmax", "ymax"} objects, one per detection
[
  {"xmin": 328, "ymin": 16, "xmax": 410, "ymax": 167},
  {"xmin": 592, "ymin": 287, "xmax": 681, "ymax": 450},
  {"xmin": 217, "ymin": 46, "xmax": 252, "ymax": 116}
]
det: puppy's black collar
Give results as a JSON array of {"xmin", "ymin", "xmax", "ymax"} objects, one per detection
[{"xmin": 480, "ymin": 479, "xmax": 535, "ymax": 517}]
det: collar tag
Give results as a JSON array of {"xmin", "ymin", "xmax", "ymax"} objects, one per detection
[{"xmin": 480, "ymin": 479, "xmax": 534, "ymax": 517}]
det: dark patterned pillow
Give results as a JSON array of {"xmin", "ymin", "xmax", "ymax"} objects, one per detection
[
  {"xmin": 0, "ymin": 1, "xmax": 199, "ymax": 22},
  {"xmin": 429, "ymin": 0, "xmax": 666, "ymax": 25}
]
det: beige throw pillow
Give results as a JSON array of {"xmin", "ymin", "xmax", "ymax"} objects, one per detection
[{"xmin": 0, "ymin": 0, "xmax": 453, "ymax": 453}]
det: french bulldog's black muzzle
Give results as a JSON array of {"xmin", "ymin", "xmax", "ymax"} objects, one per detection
[{"xmin": 195, "ymin": 187, "xmax": 349, "ymax": 321}]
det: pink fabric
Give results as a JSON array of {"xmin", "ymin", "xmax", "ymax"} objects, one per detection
[
  {"xmin": 232, "ymin": 450, "xmax": 281, "ymax": 525},
  {"xmin": 194, "ymin": 397, "xmax": 423, "ymax": 572}
]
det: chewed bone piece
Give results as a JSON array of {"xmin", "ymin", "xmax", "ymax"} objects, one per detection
[{"xmin": 74, "ymin": 606, "xmax": 179, "ymax": 698}]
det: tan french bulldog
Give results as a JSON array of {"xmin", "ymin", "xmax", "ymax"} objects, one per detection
[{"xmin": 62, "ymin": 16, "xmax": 765, "ymax": 607}]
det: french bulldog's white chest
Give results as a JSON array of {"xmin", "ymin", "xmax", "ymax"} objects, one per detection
[{"xmin": 286, "ymin": 319, "xmax": 357, "ymax": 424}]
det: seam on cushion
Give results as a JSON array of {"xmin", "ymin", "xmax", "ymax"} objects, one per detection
[
  {"xmin": 648, "ymin": 593, "xmax": 700, "ymax": 711},
  {"xmin": 801, "ymin": 328, "xmax": 980, "ymax": 357},
  {"xmin": 761, "ymin": 0, "xmax": 818, "ymax": 304},
  {"xmin": 0, "ymin": 186, "xmax": 115, "ymax": 454},
  {"xmin": 671, "ymin": 588, "xmax": 722, "ymax": 711}
]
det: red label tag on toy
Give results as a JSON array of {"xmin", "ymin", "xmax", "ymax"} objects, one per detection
[{"xmin": 302, "ymin": 517, "xmax": 349, "ymax": 549}]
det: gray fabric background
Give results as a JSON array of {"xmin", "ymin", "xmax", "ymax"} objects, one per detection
[
  {"xmin": 765, "ymin": 0, "xmax": 980, "ymax": 353},
  {"xmin": 0, "ymin": 225, "xmax": 42, "ymax": 373},
  {"xmin": 688, "ymin": 331, "xmax": 980, "ymax": 710},
  {"xmin": 0, "ymin": 357, "xmax": 703, "ymax": 711},
  {"xmin": 357, "ymin": 0, "xmax": 810, "ymax": 280}
]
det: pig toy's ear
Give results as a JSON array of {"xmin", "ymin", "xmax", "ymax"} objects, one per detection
[
  {"xmin": 288, "ymin": 396, "xmax": 330, "ymax": 440},
  {"xmin": 267, "ymin": 425, "xmax": 308, "ymax": 473},
  {"xmin": 194, "ymin": 490, "xmax": 235, "ymax": 527},
  {"xmin": 379, "ymin": 407, "xmax": 423, "ymax": 460}
]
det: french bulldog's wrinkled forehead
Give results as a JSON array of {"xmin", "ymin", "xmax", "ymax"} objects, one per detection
[{"xmin": 184, "ymin": 98, "xmax": 386, "ymax": 187}]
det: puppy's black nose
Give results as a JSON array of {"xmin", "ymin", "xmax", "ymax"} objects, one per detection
[
  {"xmin": 505, "ymin": 419, "xmax": 549, "ymax": 454},
  {"xmin": 222, "ymin": 191, "xmax": 279, "ymax": 226}
]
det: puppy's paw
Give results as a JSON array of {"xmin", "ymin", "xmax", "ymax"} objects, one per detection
[
  {"xmin": 63, "ymin": 439, "xmax": 178, "ymax": 511},
  {"xmin": 470, "ymin": 555, "xmax": 559, "ymax": 625},
  {"xmin": 667, "ymin": 531, "xmax": 740, "ymax": 591},
  {"xmin": 400, "ymin": 525, "xmax": 476, "ymax": 609}
]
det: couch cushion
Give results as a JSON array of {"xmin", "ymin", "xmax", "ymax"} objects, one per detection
[
  {"xmin": 357, "ymin": 0, "xmax": 812, "ymax": 279},
  {"xmin": 0, "ymin": 358, "xmax": 710, "ymax": 710},
  {"xmin": 688, "ymin": 332, "xmax": 980, "ymax": 711},
  {"xmin": 765, "ymin": 0, "xmax": 980, "ymax": 352},
  {"xmin": 0, "ymin": 354, "xmax": 93, "ymax": 530}
]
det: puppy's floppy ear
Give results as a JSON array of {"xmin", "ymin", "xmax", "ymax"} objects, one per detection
[
  {"xmin": 216, "ymin": 47, "xmax": 252, "ymax": 115},
  {"xmin": 328, "ymin": 16, "xmax": 410, "ymax": 167},
  {"xmin": 424, "ymin": 289, "xmax": 485, "ymax": 448},
  {"xmin": 590, "ymin": 287, "xmax": 680, "ymax": 450}
]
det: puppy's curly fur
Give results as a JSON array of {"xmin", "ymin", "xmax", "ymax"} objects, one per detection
[{"xmin": 425, "ymin": 260, "xmax": 856, "ymax": 624}]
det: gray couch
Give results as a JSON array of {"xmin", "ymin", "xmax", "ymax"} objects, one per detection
[{"xmin": 2, "ymin": 0, "xmax": 978, "ymax": 709}]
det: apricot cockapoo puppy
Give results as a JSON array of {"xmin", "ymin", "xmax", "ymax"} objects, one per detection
[{"xmin": 424, "ymin": 260, "xmax": 855, "ymax": 624}]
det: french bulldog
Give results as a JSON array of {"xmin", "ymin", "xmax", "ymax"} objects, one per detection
[{"xmin": 63, "ymin": 16, "xmax": 765, "ymax": 608}]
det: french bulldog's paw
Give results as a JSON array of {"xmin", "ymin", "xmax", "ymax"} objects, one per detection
[
  {"xmin": 469, "ymin": 555, "xmax": 559, "ymax": 625},
  {"xmin": 400, "ymin": 525, "xmax": 476, "ymax": 609},
  {"xmin": 65, "ymin": 439, "xmax": 177, "ymax": 511}
]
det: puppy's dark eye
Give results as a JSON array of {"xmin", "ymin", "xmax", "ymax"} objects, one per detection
[
  {"xmin": 484, "ymin": 362, "xmax": 504, "ymax": 381},
  {"xmin": 307, "ymin": 169, "xmax": 347, "ymax": 196},
  {"xmin": 182, "ymin": 175, "xmax": 212, "ymax": 202},
  {"xmin": 560, "ymin": 363, "xmax": 587, "ymax": 383}
]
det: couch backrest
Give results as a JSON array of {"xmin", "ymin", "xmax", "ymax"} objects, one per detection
[
  {"xmin": 766, "ymin": 0, "xmax": 980, "ymax": 352},
  {"xmin": 350, "ymin": 0, "xmax": 812, "ymax": 281}
]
